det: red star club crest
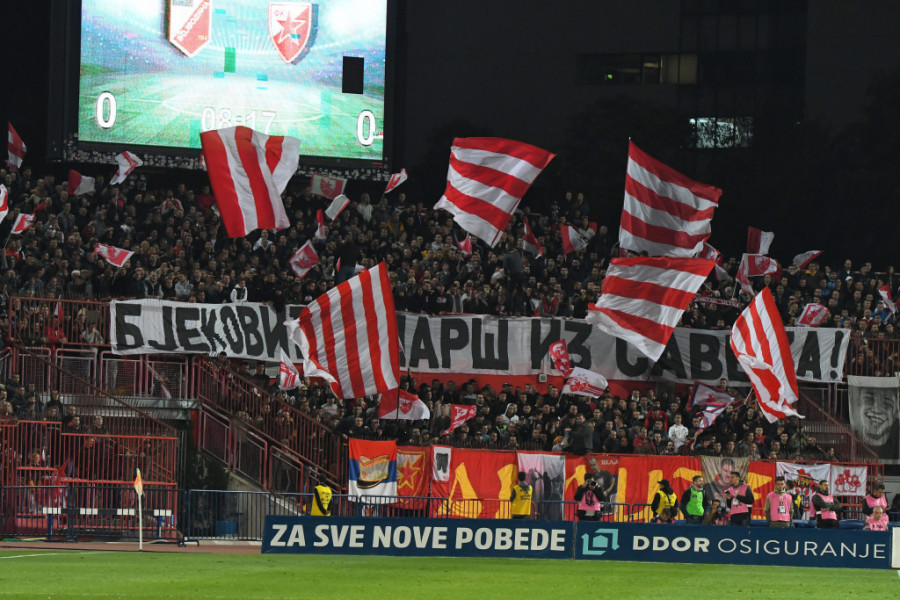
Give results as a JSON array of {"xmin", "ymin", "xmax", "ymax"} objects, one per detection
[{"xmin": 268, "ymin": 2, "xmax": 313, "ymax": 63}]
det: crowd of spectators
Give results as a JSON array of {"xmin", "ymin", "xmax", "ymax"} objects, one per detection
[{"xmin": 0, "ymin": 164, "xmax": 894, "ymax": 461}]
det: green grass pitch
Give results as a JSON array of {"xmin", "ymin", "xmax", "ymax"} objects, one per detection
[{"xmin": 0, "ymin": 551, "xmax": 897, "ymax": 599}]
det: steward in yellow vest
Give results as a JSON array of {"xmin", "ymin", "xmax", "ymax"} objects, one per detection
[{"xmin": 510, "ymin": 471, "xmax": 533, "ymax": 519}]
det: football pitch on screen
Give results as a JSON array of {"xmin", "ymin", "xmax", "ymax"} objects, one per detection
[
  {"xmin": 0, "ymin": 551, "xmax": 896, "ymax": 599},
  {"xmin": 78, "ymin": 68, "xmax": 384, "ymax": 159}
]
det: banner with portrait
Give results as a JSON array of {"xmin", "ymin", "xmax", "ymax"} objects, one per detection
[
  {"xmin": 700, "ymin": 456, "xmax": 750, "ymax": 505},
  {"xmin": 517, "ymin": 452, "xmax": 566, "ymax": 520},
  {"xmin": 847, "ymin": 375, "xmax": 900, "ymax": 459}
]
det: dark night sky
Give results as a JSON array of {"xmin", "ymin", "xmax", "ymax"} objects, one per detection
[{"xmin": 4, "ymin": 1, "xmax": 900, "ymax": 267}]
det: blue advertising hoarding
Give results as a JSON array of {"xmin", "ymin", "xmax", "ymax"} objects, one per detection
[
  {"xmin": 574, "ymin": 522, "xmax": 893, "ymax": 569},
  {"xmin": 262, "ymin": 516, "xmax": 574, "ymax": 559}
]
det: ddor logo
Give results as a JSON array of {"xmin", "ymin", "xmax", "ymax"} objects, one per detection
[{"xmin": 581, "ymin": 528, "xmax": 619, "ymax": 556}]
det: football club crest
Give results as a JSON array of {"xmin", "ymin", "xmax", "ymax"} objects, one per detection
[
  {"xmin": 268, "ymin": 2, "xmax": 313, "ymax": 63},
  {"xmin": 356, "ymin": 454, "xmax": 390, "ymax": 489},
  {"xmin": 167, "ymin": 0, "xmax": 213, "ymax": 58}
]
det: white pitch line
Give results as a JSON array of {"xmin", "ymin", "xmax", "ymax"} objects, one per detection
[{"xmin": 0, "ymin": 551, "xmax": 101, "ymax": 560}]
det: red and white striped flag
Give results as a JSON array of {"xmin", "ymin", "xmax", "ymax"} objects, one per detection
[
  {"xmin": 746, "ymin": 227, "xmax": 774, "ymax": 255},
  {"xmin": 0, "ymin": 184, "xmax": 8, "ymax": 222},
  {"xmin": 95, "ymin": 243, "xmax": 135, "ymax": 268},
  {"xmin": 289, "ymin": 240, "xmax": 320, "ymax": 279},
  {"xmin": 110, "ymin": 151, "xmax": 143, "ymax": 185},
  {"xmin": 7, "ymin": 123, "xmax": 26, "ymax": 171},
  {"xmin": 315, "ymin": 209, "xmax": 327, "ymax": 240},
  {"xmin": 200, "ymin": 126, "xmax": 298, "ymax": 237},
  {"xmin": 310, "ymin": 173, "xmax": 347, "ymax": 200},
  {"xmin": 325, "ymin": 194, "xmax": 350, "ymax": 220},
  {"xmin": 383, "ymin": 168, "xmax": 408, "ymax": 194},
  {"xmin": 561, "ymin": 367, "xmax": 609, "ymax": 398},
  {"xmin": 736, "ymin": 253, "xmax": 779, "ymax": 295},
  {"xmin": 378, "ymin": 388, "xmax": 431, "ymax": 420},
  {"xmin": 730, "ymin": 288, "xmax": 803, "ymax": 423},
  {"xmin": 561, "ymin": 225, "xmax": 588, "ymax": 255},
  {"xmin": 457, "ymin": 234, "xmax": 473, "ymax": 257},
  {"xmin": 441, "ymin": 404, "xmax": 477, "ymax": 436},
  {"xmin": 10, "ymin": 213, "xmax": 35, "ymax": 234},
  {"xmin": 548, "ymin": 339, "xmax": 573, "ymax": 377},
  {"xmin": 67, "ymin": 170, "xmax": 96, "ymax": 196},
  {"xmin": 521, "ymin": 216, "xmax": 543, "ymax": 257},
  {"xmin": 879, "ymin": 285, "xmax": 897, "ymax": 314},
  {"xmin": 797, "ymin": 303, "xmax": 829, "ymax": 327},
  {"xmin": 688, "ymin": 383, "xmax": 736, "ymax": 430},
  {"xmin": 619, "ymin": 140, "xmax": 721, "ymax": 257},
  {"xmin": 279, "ymin": 350, "xmax": 302, "ymax": 390},
  {"xmin": 434, "ymin": 137, "xmax": 555, "ymax": 248},
  {"xmin": 585, "ymin": 256, "xmax": 715, "ymax": 362},
  {"xmin": 285, "ymin": 263, "xmax": 400, "ymax": 400},
  {"xmin": 54, "ymin": 297, "xmax": 64, "ymax": 322},
  {"xmin": 793, "ymin": 250, "xmax": 823, "ymax": 269}
]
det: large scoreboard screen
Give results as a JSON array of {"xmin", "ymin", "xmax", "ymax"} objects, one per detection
[{"xmin": 76, "ymin": 0, "xmax": 389, "ymax": 163}]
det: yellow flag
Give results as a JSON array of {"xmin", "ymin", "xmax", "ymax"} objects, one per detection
[{"xmin": 134, "ymin": 468, "xmax": 144, "ymax": 496}]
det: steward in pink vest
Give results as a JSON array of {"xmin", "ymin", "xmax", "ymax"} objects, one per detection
[
  {"xmin": 724, "ymin": 471, "xmax": 754, "ymax": 526},
  {"xmin": 864, "ymin": 507, "xmax": 889, "ymax": 531},
  {"xmin": 765, "ymin": 476, "xmax": 792, "ymax": 528},
  {"xmin": 862, "ymin": 483, "xmax": 888, "ymax": 518},
  {"xmin": 810, "ymin": 480, "xmax": 842, "ymax": 529}
]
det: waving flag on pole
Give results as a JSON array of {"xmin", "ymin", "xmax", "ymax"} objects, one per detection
[
  {"xmin": 586, "ymin": 256, "xmax": 715, "ymax": 362},
  {"xmin": 95, "ymin": 243, "xmax": 135, "ymax": 268},
  {"xmin": 67, "ymin": 170, "xmax": 96, "ymax": 196},
  {"xmin": 746, "ymin": 227, "xmax": 774, "ymax": 255},
  {"xmin": 134, "ymin": 468, "xmax": 143, "ymax": 497},
  {"xmin": 200, "ymin": 126, "xmax": 299, "ymax": 237},
  {"xmin": 310, "ymin": 173, "xmax": 347, "ymax": 199},
  {"xmin": 285, "ymin": 263, "xmax": 400, "ymax": 400},
  {"xmin": 7, "ymin": 123, "xmax": 26, "ymax": 171},
  {"xmin": 548, "ymin": 339, "xmax": 573, "ymax": 377},
  {"xmin": 348, "ymin": 439, "xmax": 397, "ymax": 499},
  {"xmin": 279, "ymin": 350, "xmax": 301, "ymax": 390},
  {"xmin": 793, "ymin": 250, "xmax": 823, "ymax": 269},
  {"xmin": 878, "ymin": 285, "xmax": 897, "ymax": 315},
  {"xmin": 797, "ymin": 303, "xmax": 829, "ymax": 327},
  {"xmin": 561, "ymin": 367, "xmax": 608, "ymax": 397},
  {"xmin": 383, "ymin": 169, "xmax": 408, "ymax": 194},
  {"xmin": 619, "ymin": 140, "xmax": 721, "ymax": 257},
  {"xmin": 315, "ymin": 209, "xmax": 327, "ymax": 240},
  {"xmin": 325, "ymin": 194, "xmax": 350, "ymax": 220},
  {"xmin": 457, "ymin": 234, "xmax": 473, "ymax": 257},
  {"xmin": 378, "ymin": 388, "xmax": 431, "ymax": 421},
  {"xmin": 561, "ymin": 225, "xmax": 588, "ymax": 255},
  {"xmin": 111, "ymin": 151, "xmax": 143, "ymax": 185},
  {"xmin": 688, "ymin": 383, "xmax": 736, "ymax": 430},
  {"xmin": 289, "ymin": 240, "xmax": 320, "ymax": 279},
  {"xmin": 730, "ymin": 288, "xmax": 803, "ymax": 423},
  {"xmin": 10, "ymin": 213, "xmax": 35, "ymax": 235},
  {"xmin": 698, "ymin": 242, "xmax": 730, "ymax": 281},
  {"xmin": 521, "ymin": 216, "xmax": 543, "ymax": 257},
  {"xmin": 441, "ymin": 405, "xmax": 477, "ymax": 436},
  {"xmin": 736, "ymin": 254, "xmax": 780, "ymax": 295},
  {"xmin": 0, "ymin": 184, "xmax": 8, "ymax": 222},
  {"xmin": 434, "ymin": 137, "xmax": 555, "ymax": 248}
]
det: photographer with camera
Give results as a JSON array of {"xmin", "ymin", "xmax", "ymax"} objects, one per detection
[{"xmin": 574, "ymin": 473, "xmax": 607, "ymax": 521}]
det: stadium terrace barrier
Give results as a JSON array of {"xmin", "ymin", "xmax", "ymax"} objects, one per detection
[
  {"xmin": 194, "ymin": 356, "xmax": 346, "ymax": 488},
  {"xmin": 259, "ymin": 516, "xmax": 899, "ymax": 568},
  {"xmin": 1, "ymin": 484, "xmax": 179, "ymax": 541},
  {"xmin": 4, "ymin": 346, "xmax": 179, "ymax": 439},
  {"xmin": 7, "ymin": 297, "xmax": 111, "ymax": 348}
]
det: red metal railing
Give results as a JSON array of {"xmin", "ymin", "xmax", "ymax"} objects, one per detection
[
  {"xmin": 7, "ymin": 297, "xmax": 111, "ymax": 348},
  {"xmin": 796, "ymin": 386, "xmax": 878, "ymax": 462},
  {"xmin": 6, "ymin": 346, "xmax": 176, "ymax": 438},
  {"xmin": 194, "ymin": 357, "xmax": 346, "ymax": 488}
]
